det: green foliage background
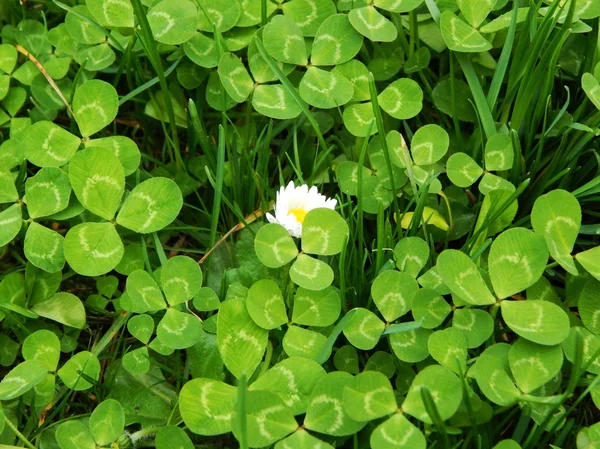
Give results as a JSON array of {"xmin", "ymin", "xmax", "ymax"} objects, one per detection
[{"xmin": 1, "ymin": 0, "xmax": 600, "ymax": 448}]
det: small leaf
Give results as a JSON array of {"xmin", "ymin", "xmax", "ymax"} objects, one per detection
[
  {"xmin": 292, "ymin": 286, "xmax": 340, "ymax": 327},
  {"xmin": 302, "ymin": 208, "xmax": 349, "ymax": 255},
  {"xmin": 25, "ymin": 167, "xmax": 72, "ymax": 218},
  {"xmin": 232, "ymin": 391, "xmax": 297, "ymax": 447},
  {"xmin": 161, "ymin": 256, "xmax": 203, "ymax": 306},
  {"xmin": 73, "ymin": 80, "xmax": 119, "ymax": 137},
  {"xmin": 457, "ymin": 0, "xmax": 494, "ymax": 28},
  {"xmin": 126, "ymin": 269, "xmax": 167, "ymax": 313},
  {"xmin": 389, "ymin": 327, "xmax": 432, "ymax": 363},
  {"xmin": 336, "ymin": 161, "xmax": 371, "ymax": 196},
  {"xmin": 378, "ymin": 78, "xmax": 423, "ymax": 120},
  {"xmin": 485, "ymin": 133, "xmax": 513, "ymax": 171},
  {"xmin": 304, "ymin": 372, "xmax": 366, "ymax": 436},
  {"xmin": 446, "ymin": 152, "xmax": 483, "ymax": 187},
  {"xmin": 180, "ymin": 378, "xmax": 236, "ymax": 435},
  {"xmin": 0, "ymin": 360, "xmax": 47, "ymax": 400},
  {"xmin": 343, "ymin": 307, "xmax": 385, "ymax": 350},
  {"xmin": 473, "ymin": 353, "xmax": 520, "ymax": 406},
  {"xmin": 577, "ymin": 278, "xmax": 600, "ymax": 335},
  {"xmin": 501, "ymin": 299, "xmax": 570, "ymax": 346},
  {"xmin": 193, "ymin": 287, "xmax": 221, "ymax": 311},
  {"xmin": 275, "ymin": 429, "xmax": 334, "ymax": 449},
  {"xmin": 282, "ymin": 0, "xmax": 336, "ymax": 36},
  {"xmin": 290, "ymin": 254, "xmax": 334, "ymax": 290},
  {"xmin": 86, "ymin": 137, "xmax": 141, "ymax": 177},
  {"xmin": 489, "ymin": 227, "xmax": 549, "ymax": 299},
  {"xmin": 64, "ymin": 222, "xmax": 124, "ymax": 276},
  {"xmin": 24, "ymin": 223, "xmax": 65, "ymax": 273},
  {"xmin": 196, "ymin": 0, "xmax": 240, "ymax": 32},
  {"xmin": 0, "ymin": 203, "xmax": 22, "ymax": 247},
  {"xmin": 343, "ymin": 371, "xmax": 397, "ymax": 421},
  {"xmin": 531, "ymin": 189, "xmax": 581, "ymax": 275},
  {"xmin": 55, "ymin": 420, "xmax": 95, "ymax": 449},
  {"xmin": 155, "ymin": 426, "xmax": 194, "ymax": 449},
  {"xmin": 32, "ymin": 292, "xmax": 86, "ymax": 329},
  {"xmin": 0, "ymin": 44, "xmax": 17, "ymax": 74},
  {"xmin": 57, "ymin": 351, "xmax": 101, "ymax": 391},
  {"xmin": 24, "ymin": 121, "xmax": 81, "ymax": 168},
  {"xmin": 128, "ymin": 314, "xmax": 155, "ymax": 344},
  {"xmin": 333, "ymin": 60, "xmax": 370, "ymax": 101},
  {"xmin": 370, "ymin": 414, "xmax": 426, "ymax": 449},
  {"xmin": 22, "ymin": 330, "xmax": 61, "ymax": 371},
  {"xmin": 254, "ymin": 223, "xmax": 298, "ymax": 268},
  {"xmin": 218, "ymin": 52, "xmax": 254, "ymax": 103},
  {"xmin": 440, "ymin": 11, "xmax": 492, "ymax": 52},
  {"xmin": 436, "ymin": 249, "xmax": 496, "ymax": 305},
  {"xmin": 311, "ymin": 14, "xmax": 363, "ymax": 65},
  {"xmin": 217, "ymin": 298, "xmax": 268, "ymax": 379},
  {"xmin": 87, "ymin": 0, "xmax": 134, "ymax": 28},
  {"xmin": 283, "ymin": 325, "xmax": 328, "ymax": 360},
  {"xmin": 562, "ymin": 326, "xmax": 600, "ymax": 374},
  {"xmin": 157, "ymin": 308, "xmax": 203, "ymax": 349},
  {"xmin": 334, "ymin": 345, "xmax": 359, "ymax": 374},
  {"xmin": 343, "ymin": 102, "xmax": 376, "ymax": 137},
  {"xmin": 394, "ymin": 237, "xmax": 429, "ymax": 277},
  {"xmin": 250, "ymin": 357, "xmax": 326, "ymax": 415},
  {"xmin": 69, "ymin": 147, "xmax": 125, "ymax": 220},
  {"xmin": 412, "ymin": 288, "xmax": 451, "ymax": 329},
  {"xmin": 90, "ymin": 399, "xmax": 125, "ymax": 445},
  {"xmin": 252, "ymin": 84, "xmax": 302, "ymax": 119},
  {"xmin": 116, "ymin": 178, "xmax": 183, "ymax": 234},
  {"xmin": 348, "ymin": 6, "xmax": 397, "ymax": 42},
  {"xmin": 411, "ymin": 124, "xmax": 449, "ymax": 166},
  {"xmin": 299, "ymin": 67, "xmax": 354, "ymax": 109},
  {"xmin": 263, "ymin": 15, "xmax": 307, "ymax": 65},
  {"xmin": 583, "ymin": 72, "xmax": 600, "ymax": 111},
  {"xmin": 428, "ymin": 328, "xmax": 467, "ymax": 374},
  {"xmin": 452, "ymin": 308, "xmax": 494, "ymax": 348},
  {"xmin": 402, "ymin": 365, "xmax": 462, "ymax": 424},
  {"xmin": 371, "ymin": 270, "xmax": 418, "ymax": 322},
  {"xmin": 508, "ymin": 338, "xmax": 563, "ymax": 394},
  {"xmin": 246, "ymin": 279, "xmax": 288, "ymax": 330},
  {"xmin": 65, "ymin": 6, "xmax": 105, "ymax": 44},
  {"xmin": 184, "ymin": 33, "xmax": 219, "ymax": 68},
  {"xmin": 0, "ymin": 170, "xmax": 18, "ymax": 203},
  {"xmin": 147, "ymin": 0, "xmax": 198, "ymax": 45},
  {"xmin": 576, "ymin": 247, "xmax": 600, "ymax": 281}
]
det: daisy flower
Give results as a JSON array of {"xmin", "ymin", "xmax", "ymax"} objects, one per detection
[{"xmin": 266, "ymin": 181, "xmax": 337, "ymax": 238}]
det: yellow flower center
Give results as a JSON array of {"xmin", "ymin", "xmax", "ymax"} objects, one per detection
[{"xmin": 288, "ymin": 208, "xmax": 308, "ymax": 223}]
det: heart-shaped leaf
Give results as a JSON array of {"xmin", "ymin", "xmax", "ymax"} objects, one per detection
[
  {"xmin": 160, "ymin": 256, "xmax": 203, "ymax": 306},
  {"xmin": 489, "ymin": 228, "xmax": 549, "ymax": 299},
  {"xmin": 508, "ymin": 338, "xmax": 563, "ymax": 394},
  {"xmin": 128, "ymin": 314, "xmax": 155, "ymax": 344},
  {"xmin": 0, "ymin": 203, "xmax": 22, "ymax": 247},
  {"xmin": 531, "ymin": 189, "xmax": 581, "ymax": 275},
  {"xmin": 22, "ymin": 330, "xmax": 61, "ymax": 371},
  {"xmin": 290, "ymin": 254, "xmax": 334, "ymax": 290},
  {"xmin": 452, "ymin": 308, "xmax": 494, "ymax": 348},
  {"xmin": 501, "ymin": 299, "xmax": 570, "ymax": 346},
  {"xmin": 371, "ymin": 413, "xmax": 426, "ymax": 449},
  {"xmin": 371, "ymin": 270, "xmax": 418, "ymax": 322},
  {"xmin": 311, "ymin": 14, "xmax": 364, "ymax": 65},
  {"xmin": 90, "ymin": 399, "xmax": 125, "ymax": 446},
  {"xmin": 217, "ymin": 297, "xmax": 268, "ymax": 379},
  {"xmin": 126, "ymin": 269, "xmax": 166, "ymax": 313},
  {"xmin": 24, "ymin": 223, "xmax": 65, "ymax": 273},
  {"xmin": 485, "ymin": 133, "xmax": 513, "ymax": 171},
  {"xmin": 583, "ymin": 72, "xmax": 600, "ymax": 110},
  {"xmin": 254, "ymin": 223, "xmax": 298, "ymax": 268},
  {"xmin": 246, "ymin": 279, "xmax": 288, "ymax": 329},
  {"xmin": 24, "ymin": 121, "xmax": 81, "ymax": 168},
  {"xmin": 446, "ymin": 152, "xmax": 483, "ymax": 187},
  {"xmin": 31, "ymin": 292, "xmax": 85, "ymax": 329},
  {"xmin": 196, "ymin": 0, "xmax": 240, "ymax": 32},
  {"xmin": 389, "ymin": 327, "xmax": 432, "ymax": 362},
  {"xmin": 263, "ymin": 15, "xmax": 307, "ymax": 65},
  {"xmin": 292, "ymin": 286, "xmax": 340, "ymax": 327},
  {"xmin": 343, "ymin": 307, "xmax": 385, "ymax": 350},
  {"xmin": 147, "ymin": 0, "xmax": 198, "ymax": 45},
  {"xmin": 157, "ymin": 308, "xmax": 203, "ymax": 349},
  {"xmin": 180, "ymin": 378, "xmax": 236, "ymax": 435},
  {"xmin": 87, "ymin": 0, "xmax": 134, "ymax": 28},
  {"xmin": 218, "ymin": 52, "xmax": 254, "ymax": 103},
  {"xmin": 282, "ymin": 0, "xmax": 336, "ymax": 36},
  {"xmin": 349, "ymin": 6, "xmax": 397, "ymax": 42},
  {"xmin": 428, "ymin": 327, "xmax": 467, "ymax": 374},
  {"xmin": 69, "ymin": 147, "xmax": 125, "ymax": 220},
  {"xmin": 402, "ymin": 365, "xmax": 462, "ymax": 423},
  {"xmin": 304, "ymin": 372, "xmax": 366, "ymax": 436},
  {"xmin": 299, "ymin": 67, "xmax": 354, "ymax": 109},
  {"xmin": 440, "ymin": 11, "xmax": 492, "ymax": 52},
  {"xmin": 412, "ymin": 288, "xmax": 451, "ymax": 329},
  {"xmin": 252, "ymin": 84, "xmax": 302, "ymax": 119},
  {"xmin": 378, "ymin": 78, "xmax": 423, "ymax": 120},
  {"xmin": 25, "ymin": 167, "xmax": 71, "ymax": 218},
  {"xmin": 283, "ymin": 325, "xmax": 328, "ymax": 360},
  {"xmin": 343, "ymin": 371, "xmax": 397, "ymax": 421},
  {"xmin": 436, "ymin": 249, "xmax": 496, "ymax": 305},
  {"xmin": 302, "ymin": 208, "xmax": 349, "ymax": 256},
  {"xmin": 57, "ymin": 351, "xmax": 100, "ymax": 391},
  {"xmin": 64, "ymin": 222, "xmax": 124, "ymax": 276},
  {"xmin": 73, "ymin": 80, "xmax": 119, "ymax": 137},
  {"xmin": 394, "ymin": 237, "xmax": 429, "ymax": 277},
  {"xmin": 117, "ymin": 178, "xmax": 183, "ymax": 234}
]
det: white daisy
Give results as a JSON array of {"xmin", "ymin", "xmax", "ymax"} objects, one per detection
[{"xmin": 266, "ymin": 181, "xmax": 337, "ymax": 238}]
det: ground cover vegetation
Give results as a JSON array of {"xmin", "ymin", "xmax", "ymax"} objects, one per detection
[{"xmin": 1, "ymin": 0, "xmax": 600, "ymax": 448}]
